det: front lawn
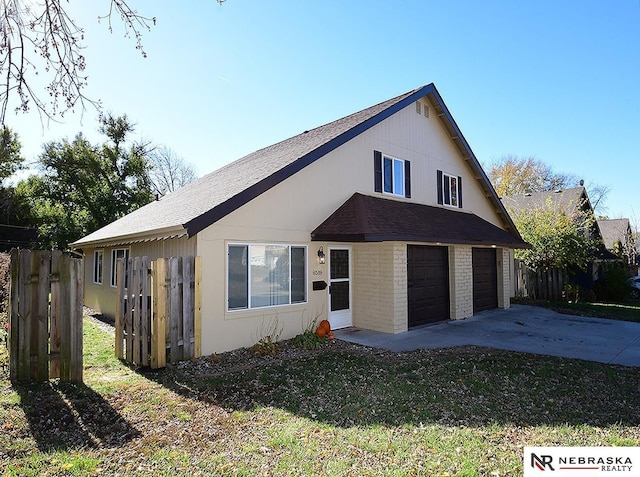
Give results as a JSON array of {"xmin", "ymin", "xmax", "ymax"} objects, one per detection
[
  {"xmin": 1, "ymin": 317, "xmax": 639, "ymax": 476},
  {"xmin": 515, "ymin": 297, "xmax": 640, "ymax": 322}
]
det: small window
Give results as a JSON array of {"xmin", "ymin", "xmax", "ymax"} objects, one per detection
[
  {"xmin": 110, "ymin": 248, "xmax": 130, "ymax": 287},
  {"xmin": 93, "ymin": 250, "xmax": 103, "ymax": 284},
  {"xmin": 228, "ymin": 244, "xmax": 307, "ymax": 311},
  {"xmin": 437, "ymin": 170, "xmax": 463, "ymax": 208},
  {"xmin": 374, "ymin": 150, "xmax": 411, "ymax": 198},
  {"xmin": 416, "ymin": 101, "xmax": 422, "ymax": 114}
]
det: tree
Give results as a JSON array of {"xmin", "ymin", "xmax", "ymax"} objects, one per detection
[
  {"xmin": 14, "ymin": 113, "xmax": 153, "ymax": 248},
  {"xmin": 487, "ymin": 155, "xmax": 575, "ymax": 197},
  {"xmin": 0, "ymin": 126, "xmax": 24, "ymax": 224},
  {"xmin": 0, "ymin": 126, "xmax": 23, "ymax": 183},
  {"xmin": 488, "ymin": 155, "xmax": 609, "ymax": 215},
  {"xmin": 0, "ymin": 1, "xmax": 227, "ymax": 125},
  {"xmin": 0, "ymin": 1, "xmax": 157, "ymax": 124},
  {"xmin": 507, "ymin": 197, "xmax": 597, "ymax": 270},
  {"xmin": 148, "ymin": 145, "xmax": 197, "ymax": 197}
]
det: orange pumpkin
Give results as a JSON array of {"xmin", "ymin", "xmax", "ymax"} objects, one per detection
[
  {"xmin": 316, "ymin": 326, "xmax": 326, "ymax": 338},
  {"xmin": 327, "ymin": 331, "xmax": 335, "ymax": 340},
  {"xmin": 319, "ymin": 319, "xmax": 331, "ymax": 333}
]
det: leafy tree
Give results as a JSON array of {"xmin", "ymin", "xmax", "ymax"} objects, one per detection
[
  {"xmin": 487, "ymin": 155, "xmax": 575, "ymax": 197},
  {"xmin": 0, "ymin": 126, "xmax": 23, "ymax": 183},
  {"xmin": 488, "ymin": 155, "xmax": 609, "ymax": 215},
  {"xmin": 0, "ymin": 126, "xmax": 24, "ymax": 224},
  {"xmin": 508, "ymin": 197, "xmax": 596, "ymax": 270},
  {"xmin": 15, "ymin": 114, "xmax": 153, "ymax": 248},
  {"xmin": 148, "ymin": 145, "xmax": 197, "ymax": 197}
]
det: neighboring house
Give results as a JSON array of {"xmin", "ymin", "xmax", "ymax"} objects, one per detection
[
  {"xmin": 502, "ymin": 187, "xmax": 617, "ymax": 289},
  {"xmin": 597, "ymin": 218, "xmax": 637, "ymax": 267},
  {"xmin": 71, "ymin": 83, "xmax": 528, "ymax": 355}
]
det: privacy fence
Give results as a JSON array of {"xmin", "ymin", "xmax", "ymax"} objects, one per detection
[
  {"xmin": 115, "ymin": 256, "xmax": 201, "ymax": 369},
  {"xmin": 514, "ymin": 259, "xmax": 565, "ymax": 301},
  {"xmin": 9, "ymin": 249, "xmax": 83, "ymax": 383}
]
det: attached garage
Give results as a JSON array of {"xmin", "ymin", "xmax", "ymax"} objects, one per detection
[
  {"xmin": 472, "ymin": 248, "xmax": 498, "ymax": 312},
  {"xmin": 407, "ymin": 245, "xmax": 450, "ymax": 327}
]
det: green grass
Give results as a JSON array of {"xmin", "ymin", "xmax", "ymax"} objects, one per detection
[
  {"xmin": 515, "ymin": 297, "xmax": 640, "ymax": 322},
  {"xmin": 1, "ymin": 317, "xmax": 639, "ymax": 476}
]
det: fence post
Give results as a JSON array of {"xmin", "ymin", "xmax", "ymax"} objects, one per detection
[
  {"xmin": 194, "ymin": 256, "xmax": 202, "ymax": 359},
  {"xmin": 115, "ymin": 257, "xmax": 125, "ymax": 360},
  {"xmin": 50, "ymin": 251, "xmax": 62, "ymax": 378},
  {"xmin": 9, "ymin": 249, "xmax": 19, "ymax": 382},
  {"xmin": 182, "ymin": 257, "xmax": 194, "ymax": 359},
  {"xmin": 151, "ymin": 258, "xmax": 167, "ymax": 369},
  {"xmin": 140, "ymin": 256, "xmax": 149, "ymax": 366}
]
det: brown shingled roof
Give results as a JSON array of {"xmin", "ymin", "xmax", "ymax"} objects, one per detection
[
  {"xmin": 311, "ymin": 193, "xmax": 529, "ymax": 248},
  {"xmin": 72, "ymin": 83, "xmax": 521, "ymax": 248}
]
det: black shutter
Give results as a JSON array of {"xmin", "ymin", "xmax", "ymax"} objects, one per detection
[
  {"xmin": 404, "ymin": 160, "xmax": 411, "ymax": 198},
  {"xmin": 457, "ymin": 176, "xmax": 463, "ymax": 208},
  {"xmin": 437, "ymin": 170, "xmax": 443, "ymax": 204},
  {"xmin": 374, "ymin": 151, "xmax": 382, "ymax": 193}
]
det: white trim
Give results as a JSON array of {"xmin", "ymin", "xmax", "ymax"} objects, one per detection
[
  {"xmin": 441, "ymin": 171, "xmax": 459, "ymax": 208},
  {"xmin": 93, "ymin": 250, "xmax": 104, "ymax": 285},
  {"xmin": 226, "ymin": 242, "xmax": 308, "ymax": 312},
  {"xmin": 328, "ymin": 245, "xmax": 353, "ymax": 329},
  {"xmin": 382, "ymin": 153, "xmax": 405, "ymax": 197},
  {"xmin": 110, "ymin": 247, "xmax": 130, "ymax": 288}
]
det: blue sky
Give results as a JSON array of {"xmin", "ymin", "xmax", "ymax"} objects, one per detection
[{"xmin": 9, "ymin": 0, "xmax": 640, "ymax": 225}]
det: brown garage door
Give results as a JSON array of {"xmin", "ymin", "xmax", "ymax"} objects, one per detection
[
  {"xmin": 407, "ymin": 245, "xmax": 450, "ymax": 327},
  {"xmin": 472, "ymin": 248, "xmax": 498, "ymax": 312}
]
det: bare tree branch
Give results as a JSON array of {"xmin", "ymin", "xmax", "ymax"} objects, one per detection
[{"xmin": 0, "ymin": 0, "xmax": 160, "ymax": 125}]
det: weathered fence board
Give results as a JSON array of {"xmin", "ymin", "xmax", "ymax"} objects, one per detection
[
  {"xmin": 9, "ymin": 249, "xmax": 83, "ymax": 383},
  {"xmin": 514, "ymin": 259, "xmax": 565, "ymax": 301},
  {"xmin": 115, "ymin": 256, "xmax": 201, "ymax": 369}
]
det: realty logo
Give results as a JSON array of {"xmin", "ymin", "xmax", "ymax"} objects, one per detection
[
  {"xmin": 524, "ymin": 447, "xmax": 640, "ymax": 476},
  {"xmin": 531, "ymin": 453, "xmax": 555, "ymax": 471}
]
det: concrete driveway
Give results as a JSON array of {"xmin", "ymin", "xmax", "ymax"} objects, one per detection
[{"xmin": 334, "ymin": 304, "xmax": 640, "ymax": 367}]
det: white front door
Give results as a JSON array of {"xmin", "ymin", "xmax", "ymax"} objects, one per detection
[{"xmin": 328, "ymin": 246, "xmax": 352, "ymax": 329}]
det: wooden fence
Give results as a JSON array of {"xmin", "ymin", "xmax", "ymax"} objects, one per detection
[
  {"xmin": 514, "ymin": 259, "xmax": 565, "ymax": 301},
  {"xmin": 115, "ymin": 256, "xmax": 201, "ymax": 368},
  {"xmin": 9, "ymin": 249, "xmax": 83, "ymax": 383}
]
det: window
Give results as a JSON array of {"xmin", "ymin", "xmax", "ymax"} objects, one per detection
[
  {"xmin": 437, "ymin": 170, "xmax": 463, "ymax": 209},
  {"xmin": 228, "ymin": 244, "xmax": 307, "ymax": 310},
  {"xmin": 374, "ymin": 150, "xmax": 411, "ymax": 198},
  {"xmin": 93, "ymin": 250, "xmax": 103, "ymax": 284},
  {"xmin": 110, "ymin": 248, "xmax": 130, "ymax": 287}
]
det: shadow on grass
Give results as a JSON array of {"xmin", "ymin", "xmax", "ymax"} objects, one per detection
[
  {"xmin": 13, "ymin": 380, "xmax": 140, "ymax": 452},
  {"xmin": 141, "ymin": 345, "xmax": 640, "ymax": 429}
]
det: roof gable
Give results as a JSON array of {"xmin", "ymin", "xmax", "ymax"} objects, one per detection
[{"xmin": 72, "ymin": 83, "xmax": 519, "ymax": 247}]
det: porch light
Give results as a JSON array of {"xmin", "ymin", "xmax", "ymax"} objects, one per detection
[{"xmin": 317, "ymin": 246, "xmax": 326, "ymax": 264}]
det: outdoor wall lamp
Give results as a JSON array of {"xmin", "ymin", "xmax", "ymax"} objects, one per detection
[{"xmin": 317, "ymin": 246, "xmax": 325, "ymax": 264}]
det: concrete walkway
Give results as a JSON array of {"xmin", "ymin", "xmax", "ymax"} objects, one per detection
[{"xmin": 334, "ymin": 304, "xmax": 640, "ymax": 367}]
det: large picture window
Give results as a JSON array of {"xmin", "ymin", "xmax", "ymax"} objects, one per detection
[
  {"xmin": 228, "ymin": 244, "xmax": 307, "ymax": 310},
  {"xmin": 93, "ymin": 250, "xmax": 103, "ymax": 284},
  {"xmin": 110, "ymin": 248, "xmax": 130, "ymax": 287}
]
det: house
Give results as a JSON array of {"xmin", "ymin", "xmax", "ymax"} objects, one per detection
[
  {"xmin": 71, "ymin": 83, "xmax": 528, "ymax": 355},
  {"xmin": 597, "ymin": 218, "xmax": 637, "ymax": 268},
  {"xmin": 502, "ymin": 187, "xmax": 617, "ymax": 290}
]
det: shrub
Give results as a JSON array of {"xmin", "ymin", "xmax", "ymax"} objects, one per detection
[
  {"xmin": 291, "ymin": 329, "xmax": 327, "ymax": 350},
  {"xmin": 592, "ymin": 263, "xmax": 630, "ymax": 301}
]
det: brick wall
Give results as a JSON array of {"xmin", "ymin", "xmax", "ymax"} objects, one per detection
[
  {"xmin": 497, "ymin": 248, "xmax": 511, "ymax": 309},
  {"xmin": 449, "ymin": 246, "xmax": 473, "ymax": 320},
  {"xmin": 353, "ymin": 242, "xmax": 407, "ymax": 334}
]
